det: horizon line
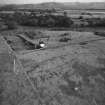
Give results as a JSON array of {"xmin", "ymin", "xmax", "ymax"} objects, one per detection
[{"xmin": 1, "ymin": 1, "xmax": 105, "ymax": 5}]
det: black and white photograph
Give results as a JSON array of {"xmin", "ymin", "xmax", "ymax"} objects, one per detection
[{"xmin": 0, "ymin": 0, "xmax": 105, "ymax": 105}]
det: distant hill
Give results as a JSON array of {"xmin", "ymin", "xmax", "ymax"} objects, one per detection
[
  {"xmin": 0, "ymin": 2, "xmax": 105, "ymax": 10},
  {"xmin": 63, "ymin": 2, "xmax": 105, "ymax": 9}
]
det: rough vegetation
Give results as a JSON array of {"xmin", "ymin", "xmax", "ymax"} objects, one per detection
[
  {"xmin": 0, "ymin": 28, "xmax": 105, "ymax": 105},
  {"xmin": 1, "ymin": 10, "xmax": 105, "ymax": 31}
]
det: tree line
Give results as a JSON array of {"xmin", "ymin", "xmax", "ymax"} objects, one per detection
[{"xmin": 0, "ymin": 11, "xmax": 73, "ymax": 29}]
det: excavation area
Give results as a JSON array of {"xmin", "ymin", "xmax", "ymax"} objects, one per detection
[{"xmin": 0, "ymin": 27, "xmax": 105, "ymax": 105}]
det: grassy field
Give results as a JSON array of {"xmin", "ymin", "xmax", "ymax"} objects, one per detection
[{"xmin": 0, "ymin": 26, "xmax": 105, "ymax": 105}]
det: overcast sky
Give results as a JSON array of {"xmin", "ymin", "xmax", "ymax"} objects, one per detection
[{"xmin": 0, "ymin": 0, "xmax": 104, "ymax": 4}]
